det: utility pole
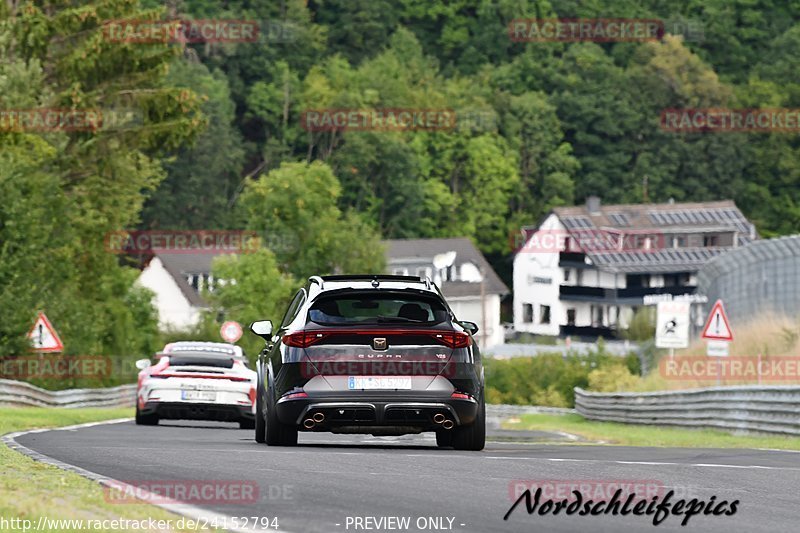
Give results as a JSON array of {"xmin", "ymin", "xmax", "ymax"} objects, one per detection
[
  {"xmin": 642, "ymin": 175, "xmax": 649, "ymax": 203},
  {"xmin": 480, "ymin": 267, "xmax": 487, "ymax": 350}
]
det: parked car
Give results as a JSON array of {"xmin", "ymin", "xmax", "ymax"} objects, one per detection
[
  {"xmin": 135, "ymin": 341, "xmax": 256, "ymax": 428},
  {"xmin": 250, "ymin": 275, "xmax": 486, "ymax": 450}
]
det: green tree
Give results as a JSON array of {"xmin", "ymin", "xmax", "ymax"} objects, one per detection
[
  {"xmin": 0, "ymin": 0, "xmax": 203, "ymax": 356},
  {"xmin": 141, "ymin": 60, "xmax": 245, "ymax": 230},
  {"xmin": 206, "ymin": 249, "xmax": 298, "ymax": 358},
  {"xmin": 237, "ymin": 161, "xmax": 385, "ymax": 278}
]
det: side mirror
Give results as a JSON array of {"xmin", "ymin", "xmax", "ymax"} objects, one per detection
[
  {"xmin": 135, "ymin": 359, "xmax": 151, "ymax": 370},
  {"xmin": 249, "ymin": 320, "xmax": 273, "ymax": 340},
  {"xmin": 460, "ymin": 321, "xmax": 479, "ymax": 335}
]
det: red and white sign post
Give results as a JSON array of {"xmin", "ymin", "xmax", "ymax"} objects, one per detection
[
  {"xmin": 701, "ymin": 300, "xmax": 734, "ymax": 385},
  {"xmin": 220, "ymin": 321, "xmax": 243, "ymax": 343}
]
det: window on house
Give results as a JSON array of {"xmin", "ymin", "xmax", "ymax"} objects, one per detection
[
  {"xmin": 566, "ymin": 308, "xmax": 576, "ymax": 326},
  {"xmin": 539, "ymin": 305, "xmax": 551, "ymax": 324},
  {"xmin": 564, "ymin": 269, "xmax": 572, "ymax": 282},
  {"xmin": 704, "ymin": 235, "xmax": 718, "ymax": 247},
  {"xmin": 392, "ymin": 268, "xmax": 408, "ymax": 276},
  {"xmin": 416, "ymin": 267, "xmax": 431, "ymax": 279},
  {"xmin": 591, "ymin": 305, "xmax": 604, "ymax": 326},
  {"xmin": 522, "ymin": 304, "xmax": 534, "ymax": 323},
  {"xmin": 672, "ymin": 236, "xmax": 686, "ymax": 248}
]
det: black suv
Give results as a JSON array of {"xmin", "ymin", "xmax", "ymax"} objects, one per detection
[{"xmin": 249, "ymin": 275, "xmax": 485, "ymax": 450}]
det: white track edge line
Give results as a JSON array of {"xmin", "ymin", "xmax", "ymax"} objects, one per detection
[{"xmin": 3, "ymin": 418, "xmax": 296, "ymax": 533}]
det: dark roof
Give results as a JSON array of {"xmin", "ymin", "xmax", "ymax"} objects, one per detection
[
  {"xmin": 552, "ymin": 200, "xmax": 755, "ymax": 240},
  {"xmin": 155, "ymin": 250, "xmax": 239, "ymax": 308},
  {"xmin": 531, "ymin": 200, "xmax": 756, "ymax": 274},
  {"xmin": 589, "ymin": 248, "xmax": 729, "ymax": 274},
  {"xmin": 383, "ymin": 237, "xmax": 509, "ymax": 297}
]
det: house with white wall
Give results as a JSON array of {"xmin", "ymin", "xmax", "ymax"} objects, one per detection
[
  {"xmin": 136, "ymin": 251, "xmax": 233, "ymax": 330},
  {"xmin": 383, "ymin": 238, "xmax": 509, "ymax": 349},
  {"xmin": 513, "ymin": 198, "xmax": 756, "ymax": 339}
]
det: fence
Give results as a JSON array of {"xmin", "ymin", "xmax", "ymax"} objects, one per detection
[
  {"xmin": 575, "ymin": 385, "xmax": 800, "ymax": 436},
  {"xmin": 0, "ymin": 379, "xmax": 136, "ymax": 408}
]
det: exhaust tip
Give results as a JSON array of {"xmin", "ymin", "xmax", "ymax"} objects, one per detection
[
  {"xmin": 312, "ymin": 412, "xmax": 325, "ymax": 423},
  {"xmin": 433, "ymin": 413, "xmax": 446, "ymax": 424},
  {"xmin": 303, "ymin": 418, "xmax": 315, "ymax": 429},
  {"xmin": 442, "ymin": 419, "xmax": 454, "ymax": 430}
]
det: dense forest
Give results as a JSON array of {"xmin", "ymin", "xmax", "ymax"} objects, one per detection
[{"xmin": 2, "ymin": 0, "xmax": 800, "ymax": 357}]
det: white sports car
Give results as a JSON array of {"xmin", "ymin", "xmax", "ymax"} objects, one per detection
[{"xmin": 135, "ymin": 341, "xmax": 256, "ymax": 428}]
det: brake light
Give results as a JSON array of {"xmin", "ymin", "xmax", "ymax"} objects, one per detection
[
  {"xmin": 282, "ymin": 391, "xmax": 308, "ymax": 400},
  {"xmin": 150, "ymin": 373, "xmax": 249, "ymax": 381},
  {"xmin": 283, "ymin": 331, "xmax": 331, "ymax": 348},
  {"xmin": 435, "ymin": 332, "xmax": 472, "ymax": 349},
  {"xmin": 450, "ymin": 392, "xmax": 472, "ymax": 400}
]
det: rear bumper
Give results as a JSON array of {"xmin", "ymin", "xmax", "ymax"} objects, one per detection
[
  {"xmin": 141, "ymin": 401, "xmax": 254, "ymax": 422},
  {"xmin": 275, "ymin": 394, "xmax": 479, "ymax": 431}
]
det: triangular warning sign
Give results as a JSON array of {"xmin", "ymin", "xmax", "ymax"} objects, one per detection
[
  {"xmin": 701, "ymin": 300, "xmax": 733, "ymax": 341},
  {"xmin": 27, "ymin": 312, "xmax": 64, "ymax": 353}
]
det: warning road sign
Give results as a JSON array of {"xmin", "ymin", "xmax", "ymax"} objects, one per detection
[
  {"xmin": 27, "ymin": 312, "xmax": 64, "ymax": 353},
  {"xmin": 701, "ymin": 300, "xmax": 734, "ymax": 341}
]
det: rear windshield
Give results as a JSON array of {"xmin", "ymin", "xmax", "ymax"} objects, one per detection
[
  {"xmin": 308, "ymin": 293, "xmax": 449, "ymax": 325},
  {"xmin": 167, "ymin": 354, "xmax": 234, "ymax": 368}
]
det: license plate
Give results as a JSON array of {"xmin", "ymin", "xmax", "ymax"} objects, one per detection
[
  {"xmin": 348, "ymin": 376, "xmax": 412, "ymax": 390},
  {"xmin": 181, "ymin": 390, "xmax": 217, "ymax": 401}
]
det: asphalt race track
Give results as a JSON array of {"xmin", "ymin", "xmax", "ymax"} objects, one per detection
[{"xmin": 14, "ymin": 420, "xmax": 799, "ymax": 533}]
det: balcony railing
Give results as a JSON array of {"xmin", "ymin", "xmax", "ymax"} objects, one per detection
[{"xmin": 559, "ymin": 284, "xmax": 697, "ymax": 301}]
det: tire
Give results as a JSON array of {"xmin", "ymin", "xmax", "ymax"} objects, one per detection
[
  {"xmin": 135, "ymin": 405, "xmax": 158, "ymax": 426},
  {"xmin": 435, "ymin": 430, "xmax": 453, "ymax": 448},
  {"xmin": 255, "ymin": 382, "xmax": 266, "ymax": 443},
  {"xmin": 264, "ymin": 376, "xmax": 298, "ymax": 446},
  {"xmin": 240, "ymin": 418, "xmax": 255, "ymax": 430},
  {"xmin": 452, "ymin": 394, "xmax": 485, "ymax": 451}
]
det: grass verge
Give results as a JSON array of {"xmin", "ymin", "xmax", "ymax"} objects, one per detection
[
  {"xmin": 503, "ymin": 413, "xmax": 800, "ymax": 450},
  {"xmin": 0, "ymin": 407, "xmax": 215, "ymax": 532}
]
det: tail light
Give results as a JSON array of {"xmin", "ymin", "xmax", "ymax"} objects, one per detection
[
  {"xmin": 283, "ymin": 329, "xmax": 471, "ymax": 348},
  {"xmin": 434, "ymin": 332, "xmax": 472, "ymax": 349},
  {"xmin": 450, "ymin": 392, "xmax": 472, "ymax": 400},
  {"xmin": 283, "ymin": 331, "xmax": 331, "ymax": 348}
]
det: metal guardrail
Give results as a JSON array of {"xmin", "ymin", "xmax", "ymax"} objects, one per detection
[
  {"xmin": 487, "ymin": 404, "xmax": 575, "ymax": 418},
  {"xmin": 0, "ymin": 379, "xmax": 136, "ymax": 408},
  {"xmin": 575, "ymin": 385, "xmax": 800, "ymax": 436}
]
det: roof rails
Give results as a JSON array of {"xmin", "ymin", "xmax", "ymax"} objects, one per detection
[{"xmin": 308, "ymin": 276, "xmax": 325, "ymax": 290}]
